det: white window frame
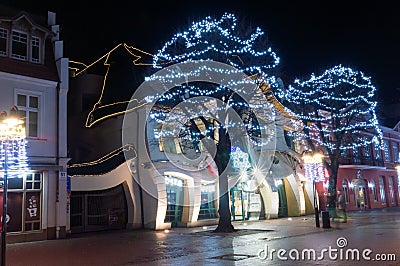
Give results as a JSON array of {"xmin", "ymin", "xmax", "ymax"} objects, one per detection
[
  {"xmin": 0, "ymin": 27, "xmax": 7, "ymax": 56},
  {"xmin": 14, "ymin": 89, "xmax": 43, "ymax": 139},
  {"xmin": 30, "ymin": 36, "xmax": 40, "ymax": 63},
  {"xmin": 11, "ymin": 30, "xmax": 28, "ymax": 61}
]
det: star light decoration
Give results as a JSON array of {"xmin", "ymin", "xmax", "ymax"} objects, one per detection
[
  {"xmin": 276, "ymin": 65, "xmax": 383, "ymax": 151},
  {"xmin": 145, "ymin": 13, "xmax": 280, "ymax": 147}
]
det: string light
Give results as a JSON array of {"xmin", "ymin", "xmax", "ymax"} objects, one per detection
[
  {"xmin": 152, "ymin": 12, "xmax": 280, "ymax": 85},
  {"xmin": 276, "ymin": 64, "xmax": 383, "ymax": 151}
]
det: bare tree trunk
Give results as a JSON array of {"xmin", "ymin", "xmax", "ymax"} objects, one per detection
[
  {"xmin": 214, "ymin": 128, "xmax": 236, "ymax": 233},
  {"xmin": 327, "ymin": 157, "xmax": 339, "ymax": 211}
]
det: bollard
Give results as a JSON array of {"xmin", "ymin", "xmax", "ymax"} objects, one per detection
[{"xmin": 321, "ymin": 211, "xmax": 331, "ymax": 228}]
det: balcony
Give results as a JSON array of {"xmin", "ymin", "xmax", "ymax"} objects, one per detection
[{"xmin": 339, "ymin": 157, "xmax": 385, "ymax": 167}]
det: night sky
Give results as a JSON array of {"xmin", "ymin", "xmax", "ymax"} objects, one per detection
[{"xmin": 4, "ymin": 1, "xmax": 400, "ymax": 125}]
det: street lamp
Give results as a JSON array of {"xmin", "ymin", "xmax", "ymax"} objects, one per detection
[
  {"xmin": 302, "ymin": 152, "xmax": 324, "ymax": 228},
  {"xmin": 0, "ymin": 106, "xmax": 26, "ymax": 266}
]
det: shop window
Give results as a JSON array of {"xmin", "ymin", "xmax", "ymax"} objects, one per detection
[
  {"xmin": 388, "ymin": 176, "xmax": 395, "ymax": 204},
  {"xmin": 164, "ymin": 175, "xmax": 184, "ymax": 227},
  {"xmin": 398, "ymin": 176, "xmax": 400, "ymax": 201},
  {"xmin": 199, "ymin": 184, "xmax": 217, "ymax": 220},
  {"xmin": 0, "ymin": 28, "xmax": 7, "ymax": 56},
  {"xmin": 11, "ymin": 30, "xmax": 28, "ymax": 60},
  {"xmin": 342, "ymin": 180, "xmax": 349, "ymax": 203},
  {"xmin": 378, "ymin": 176, "xmax": 386, "ymax": 204},
  {"xmin": 370, "ymin": 180, "xmax": 378, "ymax": 202},
  {"xmin": 25, "ymin": 191, "xmax": 41, "ymax": 231},
  {"xmin": 0, "ymin": 173, "xmax": 42, "ymax": 233}
]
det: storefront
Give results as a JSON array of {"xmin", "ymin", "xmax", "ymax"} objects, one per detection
[
  {"xmin": 0, "ymin": 172, "xmax": 42, "ymax": 234},
  {"xmin": 230, "ymin": 182, "xmax": 263, "ymax": 221},
  {"xmin": 164, "ymin": 175, "xmax": 184, "ymax": 227},
  {"xmin": 199, "ymin": 183, "xmax": 217, "ymax": 220}
]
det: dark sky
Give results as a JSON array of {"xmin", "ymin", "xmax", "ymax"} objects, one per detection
[{"xmin": 5, "ymin": 1, "xmax": 400, "ymax": 123}]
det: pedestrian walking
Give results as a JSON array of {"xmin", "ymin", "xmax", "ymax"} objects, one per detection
[{"xmin": 336, "ymin": 189, "xmax": 347, "ymax": 223}]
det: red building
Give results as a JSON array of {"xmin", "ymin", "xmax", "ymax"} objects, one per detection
[{"xmin": 317, "ymin": 124, "xmax": 400, "ymax": 212}]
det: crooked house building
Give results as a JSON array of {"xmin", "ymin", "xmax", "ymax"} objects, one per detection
[
  {"xmin": 2, "ymin": 6, "xmax": 399, "ymax": 244},
  {"xmin": 66, "ymin": 43, "xmax": 317, "ymax": 233}
]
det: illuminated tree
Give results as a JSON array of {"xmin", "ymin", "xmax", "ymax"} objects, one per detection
[
  {"xmin": 147, "ymin": 13, "xmax": 280, "ymax": 232},
  {"xmin": 275, "ymin": 65, "xmax": 382, "ymax": 209}
]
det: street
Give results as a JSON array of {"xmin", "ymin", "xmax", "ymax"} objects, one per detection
[{"xmin": 5, "ymin": 207, "xmax": 400, "ymax": 266}]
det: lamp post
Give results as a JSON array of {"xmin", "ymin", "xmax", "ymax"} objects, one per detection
[
  {"xmin": 0, "ymin": 107, "xmax": 26, "ymax": 266},
  {"xmin": 302, "ymin": 152, "xmax": 324, "ymax": 228}
]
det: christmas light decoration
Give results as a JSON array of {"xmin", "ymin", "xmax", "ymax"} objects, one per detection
[
  {"xmin": 69, "ymin": 43, "xmax": 156, "ymax": 128},
  {"xmin": 152, "ymin": 12, "xmax": 280, "ymax": 85},
  {"xmin": 67, "ymin": 144, "xmax": 136, "ymax": 177},
  {"xmin": 276, "ymin": 64, "xmax": 383, "ymax": 151},
  {"xmin": 0, "ymin": 112, "xmax": 29, "ymax": 179},
  {"xmin": 144, "ymin": 13, "xmax": 282, "ymax": 153},
  {"xmin": 0, "ymin": 138, "xmax": 29, "ymax": 178}
]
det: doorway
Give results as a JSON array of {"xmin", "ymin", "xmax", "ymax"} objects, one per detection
[
  {"xmin": 70, "ymin": 184, "xmax": 128, "ymax": 233},
  {"xmin": 277, "ymin": 180, "xmax": 288, "ymax": 217}
]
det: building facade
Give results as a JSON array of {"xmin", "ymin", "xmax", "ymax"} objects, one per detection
[
  {"xmin": 67, "ymin": 44, "xmax": 316, "ymax": 233},
  {"xmin": 0, "ymin": 6, "xmax": 69, "ymax": 242},
  {"xmin": 67, "ymin": 43, "xmax": 400, "ymax": 236},
  {"xmin": 321, "ymin": 124, "xmax": 400, "ymax": 212}
]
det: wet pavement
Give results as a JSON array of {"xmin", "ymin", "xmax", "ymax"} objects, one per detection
[{"xmin": 5, "ymin": 207, "xmax": 400, "ymax": 265}]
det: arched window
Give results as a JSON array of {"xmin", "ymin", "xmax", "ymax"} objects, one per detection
[
  {"xmin": 370, "ymin": 180, "xmax": 378, "ymax": 201},
  {"xmin": 342, "ymin": 180, "xmax": 349, "ymax": 203},
  {"xmin": 388, "ymin": 176, "xmax": 395, "ymax": 204},
  {"xmin": 378, "ymin": 176, "xmax": 386, "ymax": 204}
]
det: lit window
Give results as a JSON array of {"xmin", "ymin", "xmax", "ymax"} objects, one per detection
[
  {"xmin": 374, "ymin": 142, "xmax": 381, "ymax": 160},
  {"xmin": 16, "ymin": 93, "xmax": 40, "ymax": 138},
  {"xmin": 31, "ymin": 36, "xmax": 40, "ymax": 63},
  {"xmin": 392, "ymin": 142, "xmax": 399, "ymax": 162},
  {"xmin": 0, "ymin": 28, "xmax": 7, "ymax": 56},
  {"xmin": 388, "ymin": 176, "xmax": 395, "ymax": 204},
  {"xmin": 383, "ymin": 140, "xmax": 390, "ymax": 161},
  {"xmin": 370, "ymin": 180, "xmax": 378, "ymax": 201},
  {"xmin": 11, "ymin": 30, "xmax": 28, "ymax": 60},
  {"xmin": 363, "ymin": 144, "xmax": 371, "ymax": 158},
  {"xmin": 342, "ymin": 180, "xmax": 349, "ymax": 203},
  {"xmin": 5, "ymin": 172, "xmax": 42, "ymax": 233},
  {"xmin": 378, "ymin": 176, "xmax": 386, "ymax": 204},
  {"xmin": 398, "ymin": 176, "xmax": 400, "ymax": 200}
]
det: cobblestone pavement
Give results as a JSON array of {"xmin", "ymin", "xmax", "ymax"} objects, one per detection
[{"xmin": 5, "ymin": 207, "xmax": 400, "ymax": 266}]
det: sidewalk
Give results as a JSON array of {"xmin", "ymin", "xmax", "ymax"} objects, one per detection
[{"xmin": 5, "ymin": 207, "xmax": 400, "ymax": 266}]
